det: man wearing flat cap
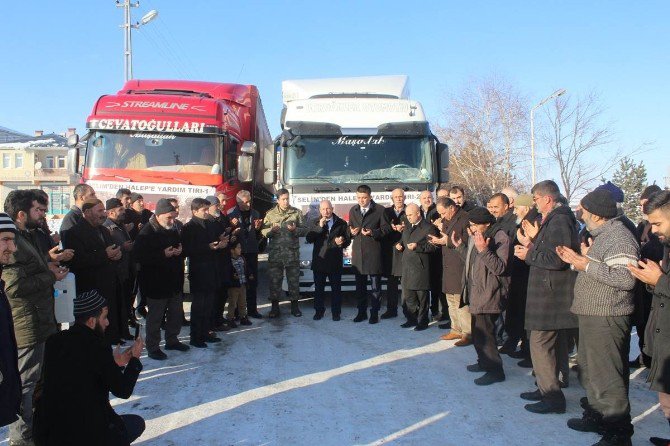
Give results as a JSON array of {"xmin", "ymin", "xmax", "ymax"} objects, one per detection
[
  {"xmin": 459, "ymin": 206, "xmax": 511, "ymax": 386},
  {"xmin": 556, "ymin": 188, "xmax": 639, "ymax": 445},
  {"xmin": 33, "ymin": 290, "xmax": 145, "ymax": 445}
]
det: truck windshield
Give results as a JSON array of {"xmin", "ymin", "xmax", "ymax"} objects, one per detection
[
  {"xmin": 86, "ymin": 131, "xmax": 223, "ymax": 174},
  {"xmin": 285, "ymin": 136, "xmax": 433, "ymax": 184}
]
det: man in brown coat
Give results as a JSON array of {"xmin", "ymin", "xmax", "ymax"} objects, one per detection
[{"xmin": 428, "ymin": 197, "xmax": 471, "ymax": 345}]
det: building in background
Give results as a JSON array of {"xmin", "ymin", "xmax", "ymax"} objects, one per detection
[{"xmin": 0, "ymin": 128, "xmax": 78, "ymax": 215}]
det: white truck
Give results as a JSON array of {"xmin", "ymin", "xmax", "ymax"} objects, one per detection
[{"xmin": 262, "ymin": 75, "xmax": 449, "ymax": 291}]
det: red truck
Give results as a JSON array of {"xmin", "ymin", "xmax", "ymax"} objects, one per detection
[{"xmin": 68, "ymin": 80, "xmax": 275, "ymax": 218}]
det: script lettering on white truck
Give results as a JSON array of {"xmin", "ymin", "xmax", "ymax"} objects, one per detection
[
  {"xmin": 331, "ymin": 136, "xmax": 385, "ymax": 146},
  {"xmin": 89, "ymin": 119, "xmax": 206, "ymax": 134}
]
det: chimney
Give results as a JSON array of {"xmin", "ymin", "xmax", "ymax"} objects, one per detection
[
  {"xmin": 34, "ymin": 130, "xmax": 44, "ymax": 137},
  {"xmin": 66, "ymin": 128, "xmax": 76, "ymax": 137}
]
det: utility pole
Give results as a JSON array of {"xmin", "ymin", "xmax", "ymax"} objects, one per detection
[{"xmin": 117, "ymin": 1, "xmax": 158, "ymax": 82}]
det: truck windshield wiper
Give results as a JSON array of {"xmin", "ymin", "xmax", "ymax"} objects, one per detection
[
  {"xmin": 362, "ymin": 176, "xmax": 403, "ymax": 182},
  {"xmin": 144, "ymin": 174, "xmax": 191, "ymax": 184},
  {"xmin": 93, "ymin": 172, "xmax": 132, "ymax": 182},
  {"xmin": 292, "ymin": 176, "xmax": 347, "ymax": 192}
]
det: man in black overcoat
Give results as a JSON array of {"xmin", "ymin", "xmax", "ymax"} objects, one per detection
[
  {"xmin": 62, "ymin": 199, "xmax": 125, "ymax": 345},
  {"xmin": 133, "ymin": 199, "xmax": 187, "ymax": 360},
  {"xmin": 348, "ymin": 184, "xmax": 391, "ymax": 324},
  {"xmin": 381, "ymin": 188, "xmax": 407, "ymax": 319},
  {"xmin": 182, "ymin": 197, "xmax": 224, "ymax": 347},
  {"xmin": 397, "ymin": 204, "xmax": 439, "ymax": 330}
]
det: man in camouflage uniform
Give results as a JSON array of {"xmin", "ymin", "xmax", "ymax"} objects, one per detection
[{"xmin": 261, "ymin": 188, "xmax": 308, "ymax": 318}]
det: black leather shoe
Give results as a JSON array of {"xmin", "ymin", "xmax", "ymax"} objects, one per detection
[
  {"xmin": 524, "ymin": 400, "xmax": 566, "ymax": 414},
  {"xmin": 520, "ymin": 389, "xmax": 542, "ymax": 401},
  {"xmin": 332, "ymin": 313, "xmax": 341, "ymax": 321},
  {"xmin": 567, "ymin": 414, "xmax": 604, "ymax": 434},
  {"xmin": 353, "ymin": 311, "xmax": 368, "ymax": 322},
  {"xmin": 508, "ymin": 350, "xmax": 529, "ymax": 359},
  {"xmin": 239, "ymin": 317, "xmax": 252, "ymax": 326},
  {"xmin": 649, "ymin": 437, "xmax": 670, "ymax": 446},
  {"xmin": 313, "ymin": 310, "xmax": 325, "ymax": 320},
  {"xmin": 413, "ymin": 324, "xmax": 429, "ymax": 331},
  {"xmin": 474, "ymin": 371, "xmax": 505, "ymax": 386},
  {"xmin": 401, "ymin": 320, "xmax": 417, "ymax": 328},
  {"xmin": 165, "ymin": 342, "xmax": 190, "ymax": 352},
  {"xmin": 498, "ymin": 342, "xmax": 517, "ymax": 355},
  {"xmin": 380, "ymin": 310, "xmax": 398, "ymax": 319},
  {"xmin": 148, "ymin": 349, "xmax": 167, "ymax": 360},
  {"xmin": 438, "ymin": 321, "xmax": 451, "ymax": 330},
  {"xmin": 517, "ymin": 358, "xmax": 533, "ymax": 368},
  {"xmin": 189, "ymin": 340, "xmax": 208, "ymax": 348},
  {"xmin": 369, "ymin": 312, "xmax": 379, "ymax": 324},
  {"xmin": 467, "ymin": 363, "xmax": 484, "ymax": 373}
]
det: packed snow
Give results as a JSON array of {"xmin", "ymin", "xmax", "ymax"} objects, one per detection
[{"xmin": 2, "ymin": 259, "xmax": 668, "ymax": 445}]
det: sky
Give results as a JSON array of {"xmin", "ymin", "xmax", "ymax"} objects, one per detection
[{"xmin": 1, "ymin": 0, "xmax": 668, "ymax": 187}]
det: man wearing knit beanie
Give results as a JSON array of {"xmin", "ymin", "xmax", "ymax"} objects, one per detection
[
  {"xmin": 556, "ymin": 189, "xmax": 640, "ymax": 444},
  {"xmin": 595, "ymin": 181, "xmax": 625, "ymax": 204},
  {"xmin": 33, "ymin": 289, "xmax": 146, "ymax": 444},
  {"xmin": 0, "ymin": 213, "xmax": 20, "ymax": 429},
  {"xmin": 133, "ymin": 198, "xmax": 186, "ymax": 360}
]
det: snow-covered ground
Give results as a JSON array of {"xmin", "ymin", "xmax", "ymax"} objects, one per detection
[{"xmin": 2, "ymin": 260, "xmax": 669, "ymax": 445}]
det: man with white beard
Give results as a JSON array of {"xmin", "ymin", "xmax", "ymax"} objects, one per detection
[{"xmin": 133, "ymin": 199, "xmax": 186, "ymax": 361}]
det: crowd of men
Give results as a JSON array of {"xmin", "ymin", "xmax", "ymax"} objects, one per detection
[{"xmin": 1, "ymin": 178, "xmax": 670, "ymax": 446}]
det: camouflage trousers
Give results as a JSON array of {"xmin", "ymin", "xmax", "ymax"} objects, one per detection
[{"xmin": 268, "ymin": 260, "xmax": 300, "ymax": 301}]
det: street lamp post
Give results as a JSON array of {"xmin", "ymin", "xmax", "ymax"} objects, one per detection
[
  {"xmin": 530, "ymin": 88, "xmax": 566, "ymax": 185},
  {"xmin": 116, "ymin": 1, "xmax": 158, "ymax": 82}
]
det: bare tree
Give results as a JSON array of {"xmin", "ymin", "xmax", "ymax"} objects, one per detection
[
  {"xmin": 540, "ymin": 91, "xmax": 617, "ymax": 202},
  {"xmin": 436, "ymin": 75, "xmax": 529, "ymax": 203}
]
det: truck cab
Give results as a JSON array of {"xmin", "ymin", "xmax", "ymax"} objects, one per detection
[{"xmin": 264, "ymin": 75, "xmax": 449, "ymax": 291}]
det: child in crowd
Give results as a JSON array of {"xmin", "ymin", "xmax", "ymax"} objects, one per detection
[{"xmin": 227, "ymin": 240, "xmax": 252, "ymax": 327}]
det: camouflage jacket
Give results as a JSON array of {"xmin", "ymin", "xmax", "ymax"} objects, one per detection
[{"xmin": 261, "ymin": 205, "xmax": 308, "ymax": 260}]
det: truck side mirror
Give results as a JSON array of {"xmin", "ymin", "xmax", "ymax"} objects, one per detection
[
  {"xmin": 240, "ymin": 141, "xmax": 257, "ymax": 154},
  {"xmin": 263, "ymin": 143, "xmax": 276, "ymax": 185},
  {"xmin": 67, "ymin": 133, "xmax": 79, "ymax": 148},
  {"xmin": 67, "ymin": 147, "xmax": 80, "ymax": 175},
  {"xmin": 437, "ymin": 142, "xmax": 449, "ymax": 183},
  {"xmin": 237, "ymin": 154, "xmax": 253, "ymax": 182}
]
